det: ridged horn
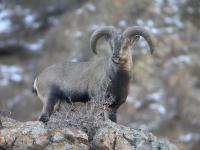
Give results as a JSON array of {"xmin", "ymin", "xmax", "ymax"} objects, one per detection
[
  {"xmin": 90, "ymin": 26, "xmax": 117, "ymax": 54},
  {"xmin": 123, "ymin": 26, "xmax": 155, "ymax": 54}
]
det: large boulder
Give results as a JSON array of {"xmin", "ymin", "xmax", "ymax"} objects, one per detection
[{"xmin": 0, "ymin": 117, "xmax": 178, "ymax": 150}]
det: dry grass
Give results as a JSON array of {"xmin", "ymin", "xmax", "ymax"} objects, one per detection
[
  {"xmin": 0, "ymin": 110, "xmax": 11, "ymax": 129},
  {"xmin": 47, "ymin": 80, "xmax": 114, "ymax": 140}
]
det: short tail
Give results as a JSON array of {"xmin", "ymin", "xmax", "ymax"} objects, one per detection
[{"xmin": 32, "ymin": 78, "xmax": 38, "ymax": 96}]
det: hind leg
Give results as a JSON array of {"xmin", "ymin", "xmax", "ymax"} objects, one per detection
[
  {"xmin": 39, "ymin": 92, "xmax": 60, "ymax": 123},
  {"xmin": 39, "ymin": 104, "xmax": 50, "ymax": 124}
]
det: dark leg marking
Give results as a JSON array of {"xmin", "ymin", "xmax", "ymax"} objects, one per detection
[
  {"xmin": 104, "ymin": 108, "xmax": 117, "ymax": 122},
  {"xmin": 108, "ymin": 112, "xmax": 117, "ymax": 122},
  {"xmin": 39, "ymin": 86, "xmax": 62, "ymax": 123},
  {"xmin": 39, "ymin": 86, "xmax": 90, "ymax": 123}
]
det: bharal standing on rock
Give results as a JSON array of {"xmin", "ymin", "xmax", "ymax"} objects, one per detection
[{"xmin": 33, "ymin": 26, "xmax": 155, "ymax": 123}]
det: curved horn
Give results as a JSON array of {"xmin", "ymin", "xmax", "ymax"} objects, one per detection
[
  {"xmin": 90, "ymin": 26, "xmax": 117, "ymax": 54},
  {"xmin": 123, "ymin": 26, "xmax": 155, "ymax": 54}
]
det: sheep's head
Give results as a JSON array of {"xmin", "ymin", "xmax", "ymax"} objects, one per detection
[{"xmin": 90, "ymin": 26, "xmax": 155, "ymax": 69}]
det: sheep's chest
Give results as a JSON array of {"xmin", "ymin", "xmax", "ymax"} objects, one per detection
[{"xmin": 108, "ymin": 69, "xmax": 131, "ymax": 109}]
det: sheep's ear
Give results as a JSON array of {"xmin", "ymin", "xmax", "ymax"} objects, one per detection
[
  {"xmin": 123, "ymin": 36, "xmax": 140, "ymax": 49},
  {"xmin": 129, "ymin": 35, "xmax": 140, "ymax": 46}
]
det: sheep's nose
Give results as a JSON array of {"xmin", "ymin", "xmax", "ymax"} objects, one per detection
[
  {"xmin": 112, "ymin": 54, "xmax": 119, "ymax": 60},
  {"xmin": 119, "ymin": 49, "xmax": 123, "ymax": 55},
  {"xmin": 112, "ymin": 57, "xmax": 120, "ymax": 63}
]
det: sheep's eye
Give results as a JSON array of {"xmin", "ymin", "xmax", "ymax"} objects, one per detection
[{"xmin": 122, "ymin": 45, "xmax": 128, "ymax": 50}]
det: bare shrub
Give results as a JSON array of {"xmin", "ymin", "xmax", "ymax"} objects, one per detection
[
  {"xmin": 0, "ymin": 110, "xmax": 11, "ymax": 129},
  {"xmin": 47, "ymin": 77, "xmax": 114, "ymax": 140}
]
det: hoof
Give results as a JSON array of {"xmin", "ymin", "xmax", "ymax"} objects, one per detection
[{"xmin": 39, "ymin": 114, "xmax": 49, "ymax": 124}]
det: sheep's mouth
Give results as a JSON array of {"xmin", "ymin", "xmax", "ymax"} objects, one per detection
[{"xmin": 112, "ymin": 57, "xmax": 126, "ymax": 64}]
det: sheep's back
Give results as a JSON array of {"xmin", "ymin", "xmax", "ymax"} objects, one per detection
[{"xmin": 36, "ymin": 57, "xmax": 111, "ymax": 100}]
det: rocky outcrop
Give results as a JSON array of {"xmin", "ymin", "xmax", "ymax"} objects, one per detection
[
  {"xmin": 93, "ymin": 121, "xmax": 178, "ymax": 150},
  {"xmin": 0, "ymin": 117, "xmax": 178, "ymax": 150},
  {"xmin": 0, "ymin": 117, "xmax": 89, "ymax": 150}
]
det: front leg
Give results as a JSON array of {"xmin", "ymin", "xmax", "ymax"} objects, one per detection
[
  {"xmin": 108, "ymin": 111, "xmax": 117, "ymax": 122},
  {"xmin": 104, "ymin": 107, "xmax": 117, "ymax": 122}
]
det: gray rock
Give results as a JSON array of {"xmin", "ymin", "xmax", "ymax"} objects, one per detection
[
  {"xmin": 93, "ymin": 120, "xmax": 178, "ymax": 150},
  {"xmin": 0, "ymin": 117, "xmax": 178, "ymax": 150},
  {"xmin": 0, "ymin": 117, "xmax": 89, "ymax": 150}
]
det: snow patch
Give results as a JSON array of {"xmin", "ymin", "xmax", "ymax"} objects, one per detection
[
  {"xmin": 132, "ymin": 100, "xmax": 142, "ymax": 109},
  {"xmin": 84, "ymin": 2, "xmax": 96, "ymax": 12},
  {"xmin": 75, "ymin": 8, "xmax": 84, "ymax": 15},
  {"xmin": 7, "ymin": 95, "xmax": 21, "ymax": 109},
  {"xmin": 74, "ymin": 31, "xmax": 83, "ymax": 39},
  {"xmin": 0, "ymin": 19, "xmax": 12, "ymax": 34},
  {"xmin": 172, "ymin": 55, "xmax": 191, "ymax": 64},
  {"xmin": 146, "ymin": 90, "xmax": 164, "ymax": 102},
  {"xmin": 149, "ymin": 103, "xmax": 166, "ymax": 114},
  {"xmin": 118, "ymin": 20, "xmax": 127, "ymax": 27},
  {"xmin": 179, "ymin": 133, "xmax": 200, "ymax": 143},
  {"xmin": 70, "ymin": 58, "xmax": 79, "ymax": 63},
  {"xmin": 25, "ymin": 39, "xmax": 44, "ymax": 51},
  {"xmin": 0, "ymin": 65, "xmax": 23, "ymax": 86}
]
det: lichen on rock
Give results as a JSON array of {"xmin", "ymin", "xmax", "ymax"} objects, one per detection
[
  {"xmin": 0, "ymin": 117, "xmax": 89, "ymax": 150},
  {"xmin": 0, "ymin": 116, "xmax": 179, "ymax": 150},
  {"xmin": 93, "ymin": 120, "xmax": 178, "ymax": 150}
]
